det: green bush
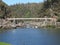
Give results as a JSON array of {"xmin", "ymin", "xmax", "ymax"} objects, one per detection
[
  {"xmin": 46, "ymin": 25, "xmax": 56, "ymax": 28},
  {"xmin": 57, "ymin": 18, "xmax": 60, "ymax": 22}
]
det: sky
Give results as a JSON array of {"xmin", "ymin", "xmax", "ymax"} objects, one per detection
[{"xmin": 3, "ymin": 0, "xmax": 44, "ymax": 5}]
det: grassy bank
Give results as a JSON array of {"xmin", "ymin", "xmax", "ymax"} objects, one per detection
[{"xmin": 0, "ymin": 42, "xmax": 11, "ymax": 45}]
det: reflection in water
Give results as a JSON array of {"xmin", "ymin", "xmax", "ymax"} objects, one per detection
[
  {"xmin": 0, "ymin": 28, "xmax": 60, "ymax": 45},
  {"xmin": 12, "ymin": 30, "xmax": 16, "ymax": 33}
]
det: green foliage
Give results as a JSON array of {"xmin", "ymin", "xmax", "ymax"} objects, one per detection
[
  {"xmin": 0, "ymin": 0, "xmax": 60, "ymax": 18},
  {"xmin": 25, "ymin": 11, "xmax": 31, "ymax": 18},
  {"xmin": 42, "ymin": 0, "xmax": 60, "ymax": 17},
  {"xmin": 57, "ymin": 18, "xmax": 60, "ymax": 22},
  {"xmin": 46, "ymin": 25, "xmax": 56, "ymax": 28},
  {"xmin": 0, "ymin": 1, "xmax": 11, "ymax": 18},
  {"xmin": 0, "ymin": 42, "xmax": 11, "ymax": 45},
  {"xmin": 10, "ymin": 3, "xmax": 43, "ymax": 18}
]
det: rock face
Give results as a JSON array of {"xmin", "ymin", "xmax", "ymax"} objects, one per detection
[{"xmin": 0, "ymin": 19, "xmax": 11, "ymax": 28}]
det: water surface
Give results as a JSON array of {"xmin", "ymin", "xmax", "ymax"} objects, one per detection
[{"xmin": 0, "ymin": 28, "xmax": 60, "ymax": 45}]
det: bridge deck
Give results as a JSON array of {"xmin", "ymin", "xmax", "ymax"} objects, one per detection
[{"xmin": 7, "ymin": 18, "xmax": 55, "ymax": 20}]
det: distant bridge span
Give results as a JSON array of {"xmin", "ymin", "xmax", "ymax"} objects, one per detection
[
  {"xmin": 6, "ymin": 18, "xmax": 57, "ymax": 27},
  {"xmin": 0, "ymin": 18, "xmax": 57, "ymax": 28},
  {"xmin": 7, "ymin": 18, "xmax": 56, "ymax": 20}
]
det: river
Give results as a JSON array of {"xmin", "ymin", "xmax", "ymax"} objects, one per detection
[{"xmin": 0, "ymin": 28, "xmax": 60, "ymax": 45}]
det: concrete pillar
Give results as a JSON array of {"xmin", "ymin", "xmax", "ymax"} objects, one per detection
[
  {"xmin": 13, "ymin": 19, "xmax": 16, "ymax": 25},
  {"xmin": 45, "ymin": 18, "xmax": 47, "ymax": 25}
]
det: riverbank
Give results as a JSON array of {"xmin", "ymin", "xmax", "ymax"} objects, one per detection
[
  {"xmin": 0, "ymin": 28, "xmax": 11, "ymax": 33},
  {"xmin": 0, "ymin": 26, "xmax": 60, "ymax": 33},
  {"xmin": 0, "ymin": 42, "xmax": 11, "ymax": 45},
  {"xmin": 0, "ymin": 18, "xmax": 60, "ymax": 32},
  {"xmin": 0, "ymin": 18, "xmax": 58, "ymax": 29}
]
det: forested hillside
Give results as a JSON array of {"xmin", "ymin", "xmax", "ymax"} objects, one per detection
[
  {"xmin": 0, "ymin": 1, "xmax": 11, "ymax": 18},
  {"xmin": 0, "ymin": 0, "xmax": 60, "ymax": 18},
  {"xmin": 10, "ymin": 3, "xmax": 43, "ymax": 18},
  {"xmin": 42, "ymin": 0, "xmax": 60, "ymax": 17}
]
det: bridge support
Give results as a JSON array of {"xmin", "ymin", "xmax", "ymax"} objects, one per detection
[{"xmin": 7, "ymin": 18, "xmax": 57, "ymax": 28}]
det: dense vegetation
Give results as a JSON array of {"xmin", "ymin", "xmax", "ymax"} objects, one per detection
[
  {"xmin": 0, "ymin": 1, "xmax": 11, "ymax": 18},
  {"xmin": 10, "ymin": 3, "xmax": 43, "ymax": 18},
  {"xmin": 0, "ymin": 0, "xmax": 60, "ymax": 18},
  {"xmin": 43, "ymin": 0, "xmax": 60, "ymax": 17}
]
